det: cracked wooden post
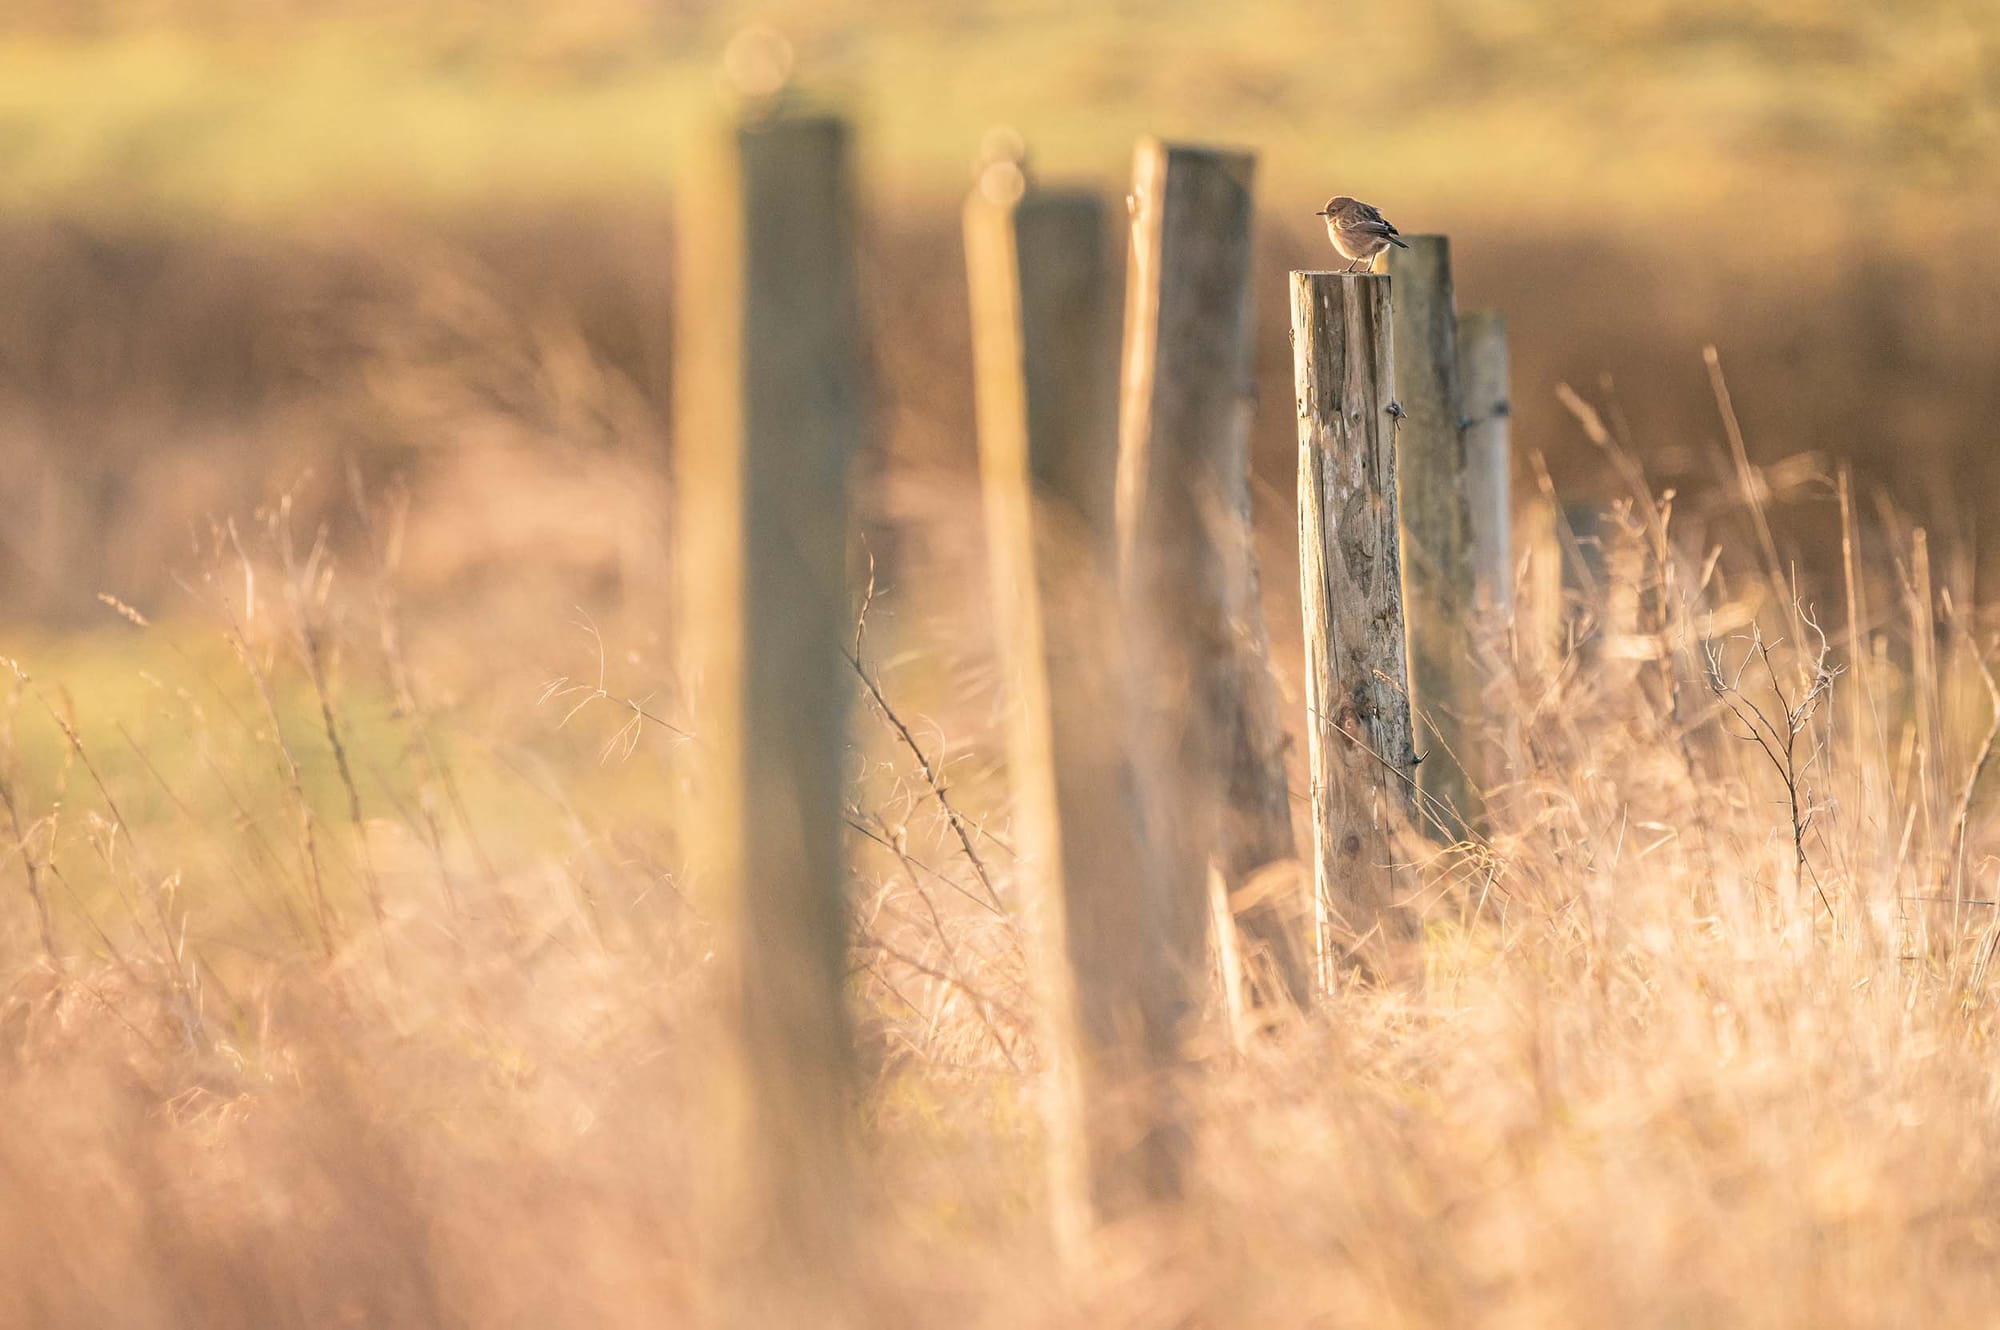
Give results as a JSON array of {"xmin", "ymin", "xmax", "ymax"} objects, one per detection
[
  {"xmin": 1383, "ymin": 236, "xmax": 1484, "ymax": 837},
  {"xmin": 1291, "ymin": 271, "xmax": 1419, "ymax": 971},
  {"xmin": 675, "ymin": 113, "xmax": 864, "ymax": 1291},
  {"xmin": 1118, "ymin": 138, "xmax": 1311, "ymax": 1043},
  {"xmin": 964, "ymin": 158, "xmax": 1155, "ymax": 1249}
]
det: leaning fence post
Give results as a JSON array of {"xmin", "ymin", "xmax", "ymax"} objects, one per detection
[
  {"xmin": 1291, "ymin": 271, "xmax": 1419, "ymax": 968},
  {"xmin": 1457, "ymin": 309, "xmax": 1512, "ymax": 616},
  {"xmin": 674, "ymin": 112, "xmax": 864, "ymax": 1281},
  {"xmin": 963, "ymin": 158, "xmax": 1156, "ymax": 1248},
  {"xmin": 1118, "ymin": 137, "xmax": 1311, "ymax": 1032},
  {"xmin": 1383, "ymin": 236, "xmax": 1484, "ymax": 836}
]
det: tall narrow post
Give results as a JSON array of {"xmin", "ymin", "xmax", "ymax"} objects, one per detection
[
  {"xmin": 1457, "ymin": 309, "xmax": 1512, "ymax": 616},
  {"xmin": 674, "ymin": 114, "xmax": 863, "ymax": 1281},
  {"xmin": 1383, "ymin": 237, "xmax": 1484, "ymax": 836},
  {"xmin": 1457, "ymin": 310, "xmax": 1518, "ymax": 788},
  {"xmin": 1292, "ymin": 271, "xmax": 1419, "ymax": 968},
  {"xmin": 964, "ymin": 163, "xmax": 1156, "ymax": 1247},
  {"xmin": 1118, "ymin": 137, "xmax": 1310, "ymax": 1038}
]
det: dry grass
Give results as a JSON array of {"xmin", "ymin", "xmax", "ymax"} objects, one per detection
[
  {"xmin": 3, "ymin": 122, "xmax": 2000, "ymax": 1316},
  {"xmin": 1, "ymin": 7, "xmax": 1995, "ymax": 1323},
  {"xmin": 0, "ymin": 240, "xmax": 1998, "ymax": 1326},
  {"xmin": 12, "ymin": 202, "xmax": 2000, "ymax": 618}
]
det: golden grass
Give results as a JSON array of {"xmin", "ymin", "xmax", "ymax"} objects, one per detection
[
  {"xmin": 0, "ymin": 265, "xmax": 1998, "ymax": 1324},
  {"xmin": 0, "ymin": 52, "xmax": 1998, "ymax": 1304}
]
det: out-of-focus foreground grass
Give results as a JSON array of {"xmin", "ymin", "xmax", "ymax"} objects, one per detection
[
  {"xmin": 1, "ymin": 2, "xmax": 2000, "ymax": 1324},
  {"xmin": 5, "ymin": 372, "xmax": 2000, "ymax": 1325}
]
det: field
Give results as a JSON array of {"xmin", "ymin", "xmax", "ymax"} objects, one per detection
[{"xmin": 3, "ymin": 2, "xmax": 2000, "ymax": 1325}]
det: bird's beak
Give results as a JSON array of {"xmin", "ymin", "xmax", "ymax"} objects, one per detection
[{"xmin": 1314, "ymin": 207, "xmax": 1330, "ymax": 216}]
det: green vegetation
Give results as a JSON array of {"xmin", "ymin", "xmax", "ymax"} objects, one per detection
[
  {"xmin": 2, "ymin": 1, "xmax": 1993, "ymax": 220},
  {"xmin": 0, "ymin": 5, "xmax": 1997, "ymax": 1320}
]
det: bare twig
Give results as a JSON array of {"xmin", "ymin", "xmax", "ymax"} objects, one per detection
[
  {"xmin": 539, "ymin": 610, "xmax": 695, "ymax": 750},
  {"xmin": 844, "ymin": 643, "xmax": 1009, "ymax": 915},
  {"xmin": 1704, "ymin": 609, "xmax": 1840, "ymax": 927}
]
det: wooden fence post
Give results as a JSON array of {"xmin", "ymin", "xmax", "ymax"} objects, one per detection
[
  {"xmin": 1558, "ymin": 502, "xmax": 1605, "ymax": 588},
  {"xmin": 963, "ymin": 161, "xmax": 1156, "ymax": 1246},
  {"xmin": 1559, "ymin": 499, "xmax": 1610, "ymax": 661},
  {"xmin": 1457, "ymin": 309, "xmax": 1512, "ymax": 616},
  {"xmin": 1457, "ymin": 309, "xmax": 1521, "ymax": 787},
  {"xmin": 1383, "ymin": 237, "xmax": 1484, "ymax": 837},
  {"xmin": 674, "ymin": 113, "xmax": 864, "ymax": 1282},
  {"xmin": 1519, "ymin": 455, "xmax": 1568, "ymax": 667},
  {"xmin": 1291, "ymin": 271, "xmax": 1419, "ymax": 965},
  {"xmin": 1117, "ymin": 137, "xmax": 1311, "ymax": 1034}
]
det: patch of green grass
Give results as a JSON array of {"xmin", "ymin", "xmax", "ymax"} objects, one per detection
[{"xmin": 1, "ymin": 3, "xmax": 1992, "ymax": 222}]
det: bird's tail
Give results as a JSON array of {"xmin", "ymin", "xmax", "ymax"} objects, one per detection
[{"xmin": 1387, "ymin": 235, "xmax": 1410, "ymax": 248}]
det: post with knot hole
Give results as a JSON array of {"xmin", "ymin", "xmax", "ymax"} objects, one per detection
[
  {"xmin": 1291, "ymin": 271, "xmax": 1420, "ymax": 980},
  {"xmin": 1457, "ymin": 309, "xmax": 1513, "ymax": 619},
  {"xmin": 1383, "ymin": 237, "xmax": 1486, "ymax": 840}
]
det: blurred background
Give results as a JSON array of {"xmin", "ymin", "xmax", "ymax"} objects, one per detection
[
  {"xmin": 0, "ymin": 9, "xmax": 1996, "ymax": 1321},
  {"xmin": 2, "ymin": 0, "xmax": 1997, "ymax": 632}
]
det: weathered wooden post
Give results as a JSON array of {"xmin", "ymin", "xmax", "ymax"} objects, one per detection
[
  {"xmin": 1383, "ymin": 237, "xmax": 1484, "ymax": 837},
  {"xmin": 1457, "ymin": 309, "xmax": 1512, "ymax": 616},
  {"xmin": 963, "ymin": 157, "xmax": 1157, "ymax": 1248},
  {"xmin": 1559, "ymin": 499, "xmax": 1611, "ymax": 660},
  {"xmin": 1515, "ymin": 514, "xmax": 1557, "ymax": 665},
  {"xmin": 1515, "ymin": 455, "xmax": 1571, "ymax": 669},
  {"xmin": 1457, "ymin": 309, "xmax": 1521, "ymax": 788},
  {"xmin": 1118, "ymin": 138, "xmax": 1311, "ymax": 1034},
  {"xmin": 674, "ymin": 113, "xmax": 864, "ymax": 1281},
  {"xmin": 1291, "ymin": 271, "xmax": 1419, "ymax": 966}
]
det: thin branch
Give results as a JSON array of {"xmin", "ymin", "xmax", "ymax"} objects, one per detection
[{"xmin": 844, "ymin": 644, "xmax": 1009, "ymax": 915}]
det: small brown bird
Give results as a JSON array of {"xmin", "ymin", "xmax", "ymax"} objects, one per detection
[{"xmin": 1317, "ymin": 196, "xmax": 1408, "ymax": 272}]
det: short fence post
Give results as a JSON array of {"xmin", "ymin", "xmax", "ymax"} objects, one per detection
[
  {"xmin": 1457, "ymin": 309, "xmax": 1521, "ymax": 785},
  {"xmin": 1560, "ymin": 499, "xmax": 1611, "ymax": 661},
  {"xmin": 674, "ymin": 113, "xmax": 864, "ymax": 1278},
  {"xmin": 1457, "ymin": 309, "xmax": 1512, "ymax": 617},
  {"xmin": 1384, "ymin": 236, "xmax": 1485, "ymax": 836},
  {"xmin": 1519, "ymin": 455, "xmax": 1568, "ymax": 667},
  {"xmin": 963, "ymin": 160, "xmax": 1155, "ymax": 1246},
  {"xmin": 1117, "ymin": 137, "xmax": 1311, "ymax": 1034},
  {"xmin": 1291, "ymin": 271, "xmax": 1419, "ymax": 970}
]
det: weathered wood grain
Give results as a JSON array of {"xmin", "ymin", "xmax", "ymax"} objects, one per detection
[
  {"xmin": 1117, "ymin": 138, "xmax": 1310, "ymax": 1038},
  {"xmin": 1383, "ymin": 237, "xmax": 1485, "ymax": 837},
  {"xmin": 1457, "ymin": 309, "xmax": 1513, "ymax": 617},
  {"xmin": 1291, "ymin": 271, "xmax": 1419, "ymax": 966}
]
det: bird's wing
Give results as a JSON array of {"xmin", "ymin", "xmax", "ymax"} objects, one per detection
[
  {"xmin": 1363, "ymin": 203, "xmax": 1401, "ymax": 234},
  {"xmin": 1338, "ymin": 201, "xmax": 1400, "ymax": 236}
]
